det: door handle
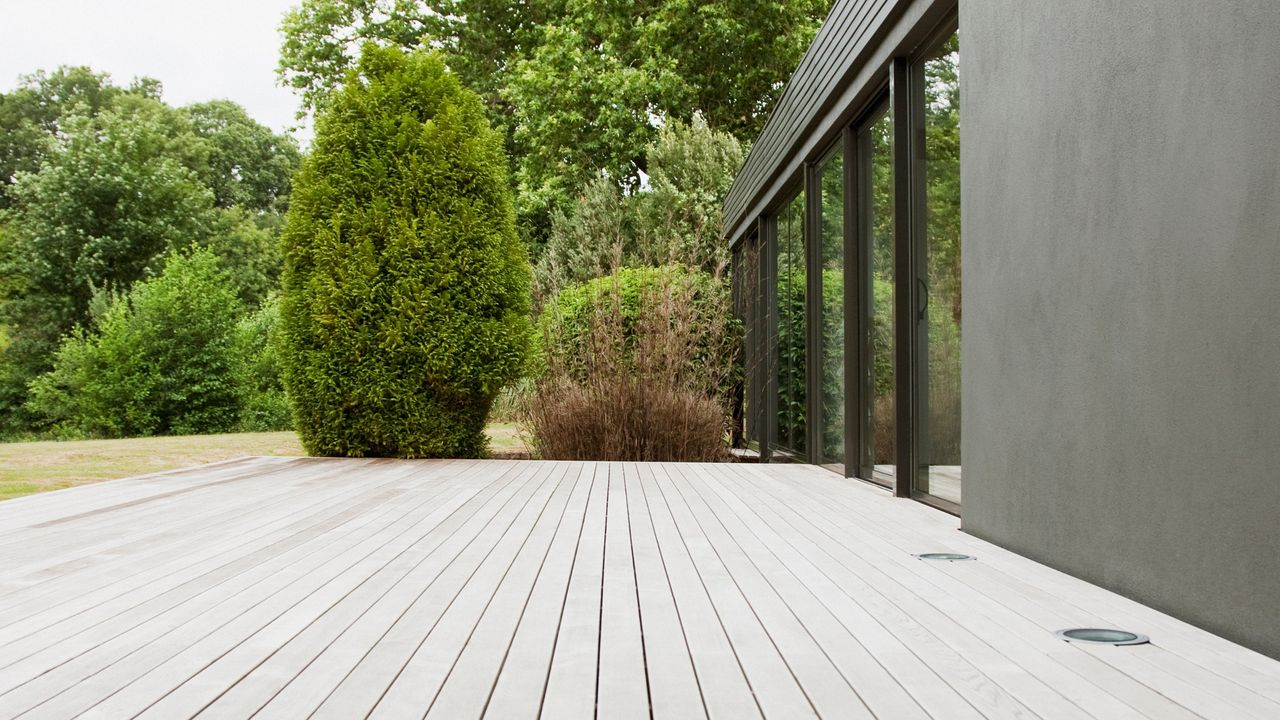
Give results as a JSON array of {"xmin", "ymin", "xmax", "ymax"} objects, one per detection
[{"xmin": 917, "ymin": 278, "xmax": 929, "ymax": 320}]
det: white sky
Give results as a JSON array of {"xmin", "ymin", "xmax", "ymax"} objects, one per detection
[{"xmin": 0, "ymin": 0, "xmax": 311, "ymax": 143}]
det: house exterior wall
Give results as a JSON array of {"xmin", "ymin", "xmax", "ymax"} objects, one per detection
[{"xmin": 960, "ymin": 1, "xmax": 1280, "ymax": 658}]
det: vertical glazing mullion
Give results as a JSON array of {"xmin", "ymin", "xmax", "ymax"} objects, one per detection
[
  {"xmin": 891, "ymin": 57, "xmax": 917, "ymax": 499},
  {"xmin": 805, "ymin": 163, "xmax": 823, "ymax": 464},
  {"xmin": 760, "ymin": 215, "xmax": 776, "ymax": 462},
  {"xmin": 843, "ymin": 125, "xmax": 861, "ymax": 479}
]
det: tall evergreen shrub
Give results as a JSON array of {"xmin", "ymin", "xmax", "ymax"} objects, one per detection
[{"xmin": 279, "ymin": 46, "xmax": 532, "ymax": 458}]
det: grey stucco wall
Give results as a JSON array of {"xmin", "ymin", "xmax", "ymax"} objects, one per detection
[{"xmin": 960, "ymin": 2, "xmax": 1280, "ymax": 657}]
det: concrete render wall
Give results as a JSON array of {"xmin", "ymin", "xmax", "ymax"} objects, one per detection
[{"xmin": 959, "ymin": 2, "xmax": 1280, "ymax": 657}]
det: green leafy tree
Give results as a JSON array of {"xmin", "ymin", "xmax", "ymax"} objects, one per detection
[
  {"xmin": 0, "ymin": 74, "xmax": 300, "ymax": 432},
  {"xmin": 26, "ymin": 249, "xmax": 244, "ymax": 438},
  {"xmin": 0, "ymin": 66, "xmax": 160, "ymax": 209},
  {"xmin": 183, "ymin": 100, "xmax": 302, "ymax": 213},
  {"xmin": 0, "ymin": 102, "xmax": 219, "ymax": 426},
  {"xmin": 207, "ymin": 208, "xmax": 285, "ymax": 307},
  {"xmin": 279, "ymin": 45, "xmax": 532, "ymax": 458},
  {"xmin": 277, "ymin": 0, "xmax": 827, "ymax": 248}
]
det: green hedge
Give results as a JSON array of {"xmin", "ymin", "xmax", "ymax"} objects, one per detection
[{"xmin": 278, "ymin": 46, "xmax": 532, "ymax": 458}]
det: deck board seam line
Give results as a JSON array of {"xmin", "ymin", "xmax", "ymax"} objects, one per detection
[
  {"xmin": 313, "ymin": 461, "xmax": 559, "ymax": 719},
  {"xmin": 743, "ymin": 466, "xmax": 1263, "ymax": 718},
  {"xmin": 476, "ymin": 462, "xmax": 590, "ymax": 719},
  {"xmin": 661, "ymin": 463, "xmax": 871, "ymax": 720},
  {"xmin": 417, "ymin": 462, "xmax": 584, "ymax": 718},
  {"xmin": 176, "ymin": 460, "xmax": 513, "ymax": 718}
]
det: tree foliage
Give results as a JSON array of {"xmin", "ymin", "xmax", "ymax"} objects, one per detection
[
  {"xmin": 277, "ymin": 0, "xmax": 828, "ymax": 248},
  {"xmin": 231, "ymin": 296, "xmax": 292, "ymax": 432},
  {"xmin": 26, "ymin": 249, "xmax": 244, "ymax": 438},
  {"xmin": 0, "ymin": 69, "xmax": 301, "ymax": 433},
  {"xmin": 533, "ymin": 115, "xmax": 744, "ymax": 303},
  {"xmin": 184, "ymin": 100, "xmax": 302, "ymax": 213},
  {"xmin": 279, "ymin": 45, "xmax": 532, "ymax": 458}
]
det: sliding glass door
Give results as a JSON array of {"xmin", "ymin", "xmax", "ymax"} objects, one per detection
[
  {"xmin": 850, "ymin": 100, "xmax": 896, "ymax": 485},
  {"xmin": 913, "ymin": 30, "xmax": 962, "ymax": 505}
]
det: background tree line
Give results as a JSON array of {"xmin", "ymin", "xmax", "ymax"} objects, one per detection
[{"xmin": 0, "ymin": 67, "xmax": 300, "ymax": 436}]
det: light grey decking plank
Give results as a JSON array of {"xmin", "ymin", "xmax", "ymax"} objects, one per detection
[
  {"xmin": 0, "ymin": 456, "xmax": 291, "ymax": 530},
  {"xmin": 135, "ymin": 462, "xmax": 545, "ymax": 719},
  {"xmin": 9, "ymin": 488, "xmax": 415, "ymax": 718},
  {"xmin": 0, "ymin": 459, "xmax": 319, "ymax": 589},
  {"xmin": 0, "ymin": 459, "xmax": 376, "ymax": 619},
  {"xmin": 735, "ymin": 464, "xmax": 1250, "ymax": 720},
  {"xmin": 781, "ymin": 463, "xmax": 1280, "ymax": 694},
  {"xmin": 755, "ymin": 464, "xmax": 1279, "ymax": 719},
  {"xmin": 0, "ymin": 458, "xmax": 488, "ymax": 717},
  {"xmin": 191, "ymin": 460, "xmax": 518, "ymax": 718},
  {"xmin": 683, "ymin": 463, "xmax": 934, "ymax": 720},
  {"xmin": 591, "ymin": 462, "xmax": 651, "ymax": 720},
  {"xmin": 21, "ymin": 464, "xmax": 480, "ymax": 718},
  {"xmin": 708, "ymin": 465, "xmax": 1170, "ymax": 720},
  {"xmin": 720, "ymin": 465, "xmax": 1042, "ymax": 720},
  {"xmin": 481, "ymin": 464, "xmax": 597, "ymax": 718},
  {"xmin": 647, "ymin": 464, "xmax": 818, "ymax": 719},
  {"xmin": 620, "ymin": 462, "xmax": 707, "ymax": 720},
  {"xmin": 0, "ymin": 460, "xmax": 409, "ymax": 654},
  {"xmin": 424, "ymin": 462, "xmax": 590, "ymax": 719},
  {"xmin": 537, "ymin": 463, "xmax": 608, "ymax": 719},
  {"xmin": 302, "ymin": 461, "xmax": 557, "ymax": 720},
  {"xmin": 368, "ymin": 462, "xmax": 578, "ymax": 718},
  {"xmin": 78, "ymin": 460, "xmax": 528, "ymax": 719},
  {"xmin": 632, "ymin": 462, "xmax": 760, "ymax": 720},
  {"xmin": 0, "ymin": 458, "xmax": 311, "ymax": 562},
  {"xmin": 658, "ymin": 463, "xmax": 875, "ymax": 720},
  {"xmin": 2, "ymin": 459, "xmax": 1278, "ymax": 720},
  {"xmin": 204, "ymin": 461, "xmax": 528, "ymax": 719},
  {"xmin": 0, "ymin": 463, "xmax": 408, "ymax": 679},
  {"xmin": 696, "ymin": 463, "xmax": 986, "ymax": 720}
]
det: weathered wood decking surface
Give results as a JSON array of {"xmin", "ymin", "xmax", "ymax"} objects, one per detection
[{"xmin": 1, "ymin": 457, "xmax": 1277, "ymax": 719}]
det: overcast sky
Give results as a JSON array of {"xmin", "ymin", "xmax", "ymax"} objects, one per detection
[{"xmin": 0, "ymin": 0, "xmax": 310, "ymax": 142}]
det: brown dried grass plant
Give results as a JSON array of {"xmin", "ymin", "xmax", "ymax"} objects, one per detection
[{"xmin": 523, "ymin": 269, "xmax": 737, "ymax": 462}]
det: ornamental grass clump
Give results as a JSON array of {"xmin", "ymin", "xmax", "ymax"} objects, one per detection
[
  {"xmin": 525, "ymin": 266, "xmax": 739, "ymax": 462},
  {"xmin": 279, "ymin": 45, "xmax": 532, "ymax": 457}
]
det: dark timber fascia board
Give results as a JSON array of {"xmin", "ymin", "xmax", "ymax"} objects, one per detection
[{"xmin": 724, "ymin": 0, "xmax": 954, "ymax": 248}]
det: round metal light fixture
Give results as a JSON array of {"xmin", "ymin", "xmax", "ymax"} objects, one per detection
[
  {"xmin": 1054, "ymin": 628, "xmax": 1149, "ymax": 646},
  {"xmin": 914, "ymin": 552, "xmax": 976, "ymax": 561}
]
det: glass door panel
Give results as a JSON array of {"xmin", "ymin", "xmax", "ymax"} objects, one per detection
[
  {"xmin": 773, "ymin": 192, "xmax": 807, "ymax": 457},
  {"xmin": 915, "ymin": 31, "xmax": 961, "ymax": 504},
  {"xmin": 817, "ymin": 150, "xmax": 845, "ymax": 466},
  {"xmin": 856, "ymin": 104, "xmax": 896, "ymax": 483}
]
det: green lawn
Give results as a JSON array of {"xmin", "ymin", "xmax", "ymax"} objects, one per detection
[{"xmin": 0, "ymin": 423, "xmax": 529, "ymax": 502}]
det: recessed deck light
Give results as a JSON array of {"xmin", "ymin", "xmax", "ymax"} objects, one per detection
[
  {"xmin": 1055, "ymin": 628, "xmax": 1149, "ymax": 646},
  {"xmin": 914, "ymin": 552, "xmax": 976, "ymax": 561}
]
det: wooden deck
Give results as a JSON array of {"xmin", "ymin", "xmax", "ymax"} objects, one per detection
[{"xmin": 1, "ymin": 458, "xmax": 1277, "ymax": 719}]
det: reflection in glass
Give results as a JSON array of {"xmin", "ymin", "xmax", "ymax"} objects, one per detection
[
  {"xmin": 818, "ymin": 150, "xmax": 845, "ymax": 465},
  {"xmin": 774, "ymin": 193, "xmax": 806, "ymax": 455},
  {"xmin": 918, "ymin": 31, "xmax": 962, "ymax": 504},
  {"xmin": 860, "ymin": 108, "xmax": 896, "ymax": 480}
]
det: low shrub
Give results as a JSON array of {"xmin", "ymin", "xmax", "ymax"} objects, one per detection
[
  {"xmin": 26, "ymin": 248, "xmax": 243, "ymax": 438},
  {"xmin": 231, "ymin": 296, "xmax": 292, "ymax": 432},
  {"xmin": 525, "ymin": 266, "xmax": 739, "ymax": 461}
]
